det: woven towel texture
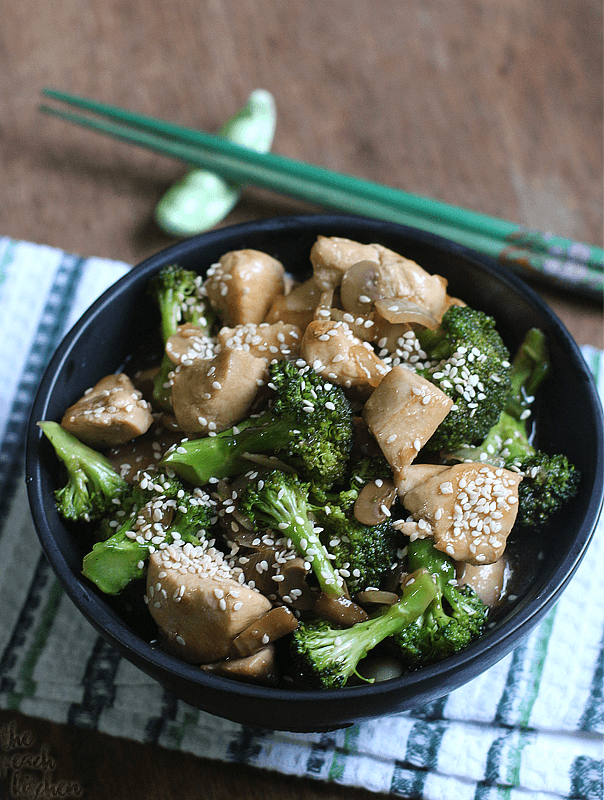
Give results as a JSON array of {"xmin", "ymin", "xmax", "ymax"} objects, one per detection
[{"xmin": 0, "ymin": 237, "xmax": 601, "ymax": 800}]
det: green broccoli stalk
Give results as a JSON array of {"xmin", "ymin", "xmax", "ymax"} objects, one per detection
[
  {"xmin": 238, "ymin": 470, "xmax": 348, "ymax": 600},
  {"xmin": 162, "ymin": 359, "xmax": 355, "ymax": 489},
  {"xmin": 392, "ymin": 538, "xmax": 488, "ymax": 668},
  {"xmin": 149, "ymin": 264, "xmax": 215, "ymax": 410},
  {"xmin": 415, "ymin": 305, "xmax": 512, "ymax": 451},
  {"xmin": 38, "ymin": 421, "xmax": 129, "ymax": 523},
  {"xmin": 82, "ymin": 470, "xmax": 216, "ymax": 594},
  {"xmin": 290, "ymin": 569, "xmax": 438, "ymax": 689},
  {"xmin": 447, "ymin": 328, "xmax": 580, "ymax": 528}
]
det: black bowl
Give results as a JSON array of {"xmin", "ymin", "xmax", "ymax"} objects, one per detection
[{"xmin": 25, "ymin": 214, "xmax": 603, "ymax": 731}]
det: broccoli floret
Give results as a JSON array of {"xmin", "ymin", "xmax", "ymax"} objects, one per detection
[
  {"xmin": 82, "ymin": 469, "xmax": 216, "ymax": 594},
  {"xmin": 162, "ymin": 359, "xmax": 355, "ymax": 489},
  {"xmin": 515, "ymin": 452, "xmax": 581, "ymax": 528},
  {"xmin": 238, "ymin": 469, "xmax": 349, "ymax": 601},
  {"xmin": 290, "ymin": 569, "xmax": 438, "ymax": 689},
  {"xmin": 447, "ymin": 328, "xmax": 580, "ymax": 528},
  {"xmin": 149, "ymin": 264, "xmax": 215, "ymax": 410},
  {"xmin": 392, "ymin": 538, "xmax": 488, "ymax": 668},
  {"xmin": 310, "ymin": 457, "xmax": 403, "ymax": 595},
  {"xmin": 338, "ymin": 455, "xmax": 394, "ymax": 509},
  {"xmin": 415, "ymin": 305, "xmax": 512, "ymax": 450},
  {"xmin": 38, "ymin": 421, "xmax": 129, "ymax": 523},
  {"xmin": 319, "ymin": 510, "xmax": 403, "ymax": 595}
]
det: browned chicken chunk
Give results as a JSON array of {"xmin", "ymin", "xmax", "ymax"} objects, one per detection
[
  {"xmin": 60, "ymin": 373, "xmax": 153, "ymax": 448},
  {"xmin": 300, "ymin": 319, "xmax": 389, "ymax": 397},
  {"xmin": 217, "ymin": 321, "xmax": 301, "ymax": 361},
  {"xmin": 339, "ymin": 258, "xmax": 448, "ymax": 320},
  {"xmin": 397, "ymin": 462, "xmax": 522, "ymax": 565},
  {"xmin": 362, "ymin": 366, "xmax": 453, "ymax": 490},
  {"xmin": 170, "ymin": 347, "xmax": 267, "ymax": 434},
  {"xmin": 456, "ymin": 557, "xmax": 508, "ymax": 607},
  {"xmin": 200, "ymin": 645, "xmax": 277, "ymax": 684},
  {"xmin": 264, "ymin": 276, "xmax": 324, "ymax": 330},
  {"xmin": 165, "ymin": 323, "xmax": 216, "ymax": 367},
  {"xmin": 205, "ymin": 249, "xmax": 285, "ymax": 326},
  {"xmin": 310, "ymin": 236, "xmax": 401, "ymax": 291},
  {"xmin": 146, "ymin": 543, "xmax": 272, "ymax": 665}
]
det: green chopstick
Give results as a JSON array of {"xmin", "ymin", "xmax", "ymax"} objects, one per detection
[{"xmin": 39, "ymin": 88, "xmax": 603, "ymax": 300}]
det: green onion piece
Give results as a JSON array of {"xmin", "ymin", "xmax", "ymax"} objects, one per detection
[{"xmin": 155, "ymin": 89, "xmax": 276, "ymax": 236}]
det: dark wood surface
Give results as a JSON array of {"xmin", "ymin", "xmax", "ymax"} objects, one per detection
[{"xmin": 1, "ymin": 1, "xmax": 602, "ymax": 798}]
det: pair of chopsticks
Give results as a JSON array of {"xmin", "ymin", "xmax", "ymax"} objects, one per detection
[{"xmin": 39, "ymin": 88, "xmax": 603, "ymax": 300}]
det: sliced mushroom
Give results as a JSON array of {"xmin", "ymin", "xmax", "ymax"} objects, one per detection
[
  {"xmin": 200, "ymin": 645, "xmax": 278, "ymax": 685},
  {"xmin": 339, "ymin": 260, "xmax": 387, "ymax": 315},
  {"xmin": 60, "ymin": 373, "xmax": 153, "ymax": 448},
  {"xmin": 275, "ymin": 557, "xmax": 314, "ymax": 610},
  {"xmin": 312, "ymin": 592, "xmax": 369, "ymax": 627},
  {"xmin": 354, "ymin": 589, "xmax": 399, "ymax": 607},
  {"xmin": 239, "ymin": 548, "xmax": 279, "ymax": 595},
  {"xmin": 228, "ymin": 606, "xmax": 299, "ymax": 659},
  {"xmin": 353, "ymin": 479, "xmax": 397, "ymax": 525},
  {"xmin": 373, "ymin": 297, "xmax": 439, "ymax": 329},
  {"xmin": 105, "ymin": 419, "xmax": 185, "ymax": 482}
]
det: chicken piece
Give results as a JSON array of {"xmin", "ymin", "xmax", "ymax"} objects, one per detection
[
  {"xmin": 205, "ymin": 249, "xmax": 285, "ymax": 326},
  {"xmin": 396, "ymin": 464, "xmax": 449, "ymax": 495},
  {"xmin": 300, "ymin": 319, "xmax": 389, "ymax": 397},
  {"xmin": 60, "ymin": 373, "xmax": 153, "ymax": 448},
  {"xmin": 146, "ymin": 543, "xmax": 272, "ymax": 665},
  {"xmin": 170, "ymin": 347, "xmax": 267, "ymax": 434},
  {"xmin": 264, "ymin": 276, "xmax": 324, "ymax": 330},
  {"xmin": 310, "ymin": 236, "xmax": 401, "ymax": 291},
  {"xmin": 339, "ymin": 258, "xmax": 448, "ymax": 320},
  {"xmin": 399, "ymin": 462, "xmax": 522, "ymax": 565},
  {"xmin": 371, "ymin": 319, "xmax": 415, "ymax": 356},
  {"xmin": 327, "ymin": 307, "xmax": 377, "ymax": 341},
  {"xmin": 217, "ymin": 321, "xmax": 301, "ymax": 361},
  {"xmin": 362, "ymin": 366, "xmax": 453, "ymax": 490},
  {"xmin": 199, "ymin": 645, "xmax": 277, "ymax": 684},
  {"xmin": 456, "ymin": 558, "xmax": 508, "ymax": 607},
  {"xmin": 165, "ymin": 323, "xmax": 216, "ymax": 367}
]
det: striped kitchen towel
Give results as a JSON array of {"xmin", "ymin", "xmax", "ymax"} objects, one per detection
[{"xmin": 0, "ymin": 236, "xmax": 602, "ymax": 800}]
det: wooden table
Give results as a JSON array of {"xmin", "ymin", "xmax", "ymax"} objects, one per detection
[{"xmin": 1, "ymin": 1, "xmax": 601, "ymax": 798}]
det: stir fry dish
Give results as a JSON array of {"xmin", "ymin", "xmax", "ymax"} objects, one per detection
[{"xmin": 39, "ymin": 237, "xmax": 580, "ymax": 689}]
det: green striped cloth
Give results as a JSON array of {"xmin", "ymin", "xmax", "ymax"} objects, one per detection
[{"xmin": 0, "ymin": 237, "xmax": 602, "ymax": 800}]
